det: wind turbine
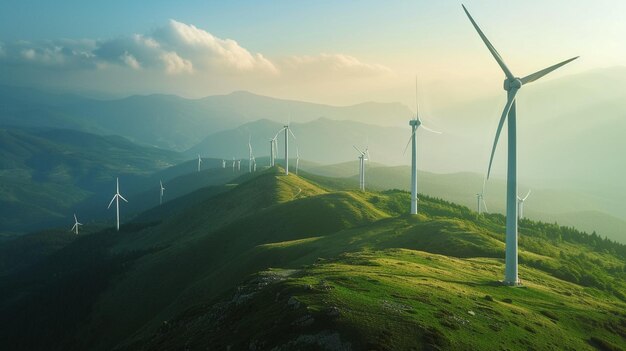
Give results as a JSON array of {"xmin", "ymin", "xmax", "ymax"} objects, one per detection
[
  {"xmin": 248, "ymin": 136, "xmax": 254, "ymax": 173},
  {"xmin": 268, "ymin": 138, "xmax": 276, "ymax": 167},
  {"xmin": 462, "ymin": 4, "xmax": 578, "ymax": 285},
  {"xmin": 476, "ymin": 191, "xmax": 489, "ymax": 216},
  {"xmin": 403, "ymin": 78, "xmax": 441, "ymax": 215},
  {"xmin": 274, "ymin": 124, "xmax": 296, "ymax": 175},
  {"xmin": 517, "ymin": 190, "xmax": 531, "ymax": 219},
  {"xmin": 197, "ymin": 154, "xmax": 202, "ymax": 172},
  {"xmin": 354, "ymin": 146, "xmax": 370, "ymax": 191},
  {"xmin": 232, "ymin": 158, "xmax": 236, "ymax": 173},
  {"xmin": 222, "ymin": 159, "xmax": 226, "ymax": 169},
  {"xmin": 159, "ymin": 180, "xmax": 165, "ymax": 205},
  {"xmin": 295, "ymin": 146, "xmax": 300, "ymax": 175},
  {"xmin": 107, "ymin": 177, "xmax": 128, "ymax": 231},
  {"xmin": 70, "ymin": 213, "xmax": 82, "ymax": 235},
  {"xmin": 237, "ymin": 159, "xmax": 241, "ymax": 172}
]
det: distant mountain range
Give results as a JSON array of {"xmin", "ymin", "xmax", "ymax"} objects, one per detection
[{"xmin": 0, "ymin": 86, "xmax": 413, "ymax": 151}]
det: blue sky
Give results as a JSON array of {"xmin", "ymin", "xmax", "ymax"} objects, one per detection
[{"xmin": 1, "ymin": 0, "xmax": 624, "ymax": 105}]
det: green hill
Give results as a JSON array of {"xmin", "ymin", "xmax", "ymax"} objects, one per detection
[
  {"xmin": 0, "ymin": 168, "xmax": 624, "ymax": 350},
  {"xmin": 0, "ymin": 127, "xmax": 246, "ymax": 235}
]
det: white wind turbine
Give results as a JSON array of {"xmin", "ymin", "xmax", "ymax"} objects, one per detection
[
  {"xmin": 404, "ymin": 78, "xmax": 441, "ymax": 214},
  {"xmin": 248, "ymin": 135, "xmax": 254, "ymax": 173},
  {"xmin": 70, "ymin": 213, "xmax": 82, "ymax": 235},
  {"xmin": 197, "ymin": 154, "xmax": 202, "ymax": 172},
  {"xmin": 463, "ymin": 4, "xmax": 577, "ymax": 285},
  {"xmin": 159, "ymin": 180, "xmax": 165, "ymax": 205},
  {"xmin": 517, "ymin": 190, "xmax": 531, "ymax": 219},
  {"xmin": 476, "ymin": 182, "xmax": 489, "ymax": 215},
  {"xmin": 353, "ymin": 146, "xmax": 370, "ymax": 191},
  {"xmin": 295, "ymin": 146, "xmax": 300, "ymax": 175},
  {"xmin": 274, "ymin": 124, "xmax": 297, "ymax": 175},
  {"xmin": 107, "ymin": 177, "xmax": 128, "ymax": 231},
  {"xmin": 237, "ymin": 159, "xmax": 241, "ymax": 171},
  {"xmin": 222, "ymin": 159, "xmax": 226, "ymax": 169},
  {"xmin": 232, "ymin": 158, "xmax": 236, "ymax": 172}
]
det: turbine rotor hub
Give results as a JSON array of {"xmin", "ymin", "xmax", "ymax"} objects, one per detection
[
  {"xmin": 409, "ymin": 119, "xmax": 420, "ymax": 127},
  {"xmin": 503, "ymin": 78, "xmax": 522, "ymax": 91}
]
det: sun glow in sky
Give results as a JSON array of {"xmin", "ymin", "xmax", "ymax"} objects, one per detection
[{"xmin": 1, "ymin": 0, "xmax": 625, "ymax": 107}]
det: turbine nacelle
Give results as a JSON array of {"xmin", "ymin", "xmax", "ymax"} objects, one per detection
[
  {"xmin": 409, "ymin": 119, "xmax": 421, "ymax": 127},
  {"xmin": 503, "ymin": 78, "xmax": 522, "ymax": 91}
]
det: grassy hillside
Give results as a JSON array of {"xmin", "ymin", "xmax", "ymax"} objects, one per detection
[
  {"xmin": 305, "ymin": 164, "xmax": 626, "ymax": 244},
  {"xmin": 0, "ymin": 127, "xmax": 247, "ymax": 235},
  {"xmin": 0, "ymin": 168, "xmax": 624, "ymax": 350}
]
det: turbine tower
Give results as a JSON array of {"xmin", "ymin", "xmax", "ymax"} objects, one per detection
[
  {"xmin": 517, "ymin": 190, "xmax": 531, "ymax": 219},
  {"xmin": 476, "ymin": 180, "xmax": 489, "ymax": 215},
  {"xmin": 295, "ymin": 146, "xmax": 300, "ymax": 175},
  {"xmin": 197, "ymin": 154, "xmax": 202, "ymax": 172},
  {"xmin": 274, "ymin": 125, "xmax": 296, "ymax": 175},
  {"xmin": 353, "ymin": 146, "xmax": 370, "ymax": 191},
  {"xmin": 237, "ymin": 159, "xmax": 241, "ymax": 171},
  {"xmin": 107, "ymin": 177, "xmax": 128, "ymax": 231},
  {"xmin": 70, "ymin": 213, "xmax": 82, "ymax": 235},
  {"xmin": 159, "ymin": 180, "xmax": 165, "ymax": 205},
  {"xmin": 232, "ymin": 158, "xmax": 235, "ymax": 172},
  {"xmin": 462, "ymin": 4, "xmax": 578, "ymax": 285},
  {"xmin": 248, "ymin": 136, "xmax": 254, "ymax": 173},
  {"xmin": 404, "ymin": 78, "xmax": 441, "ymax": 215},
  {"xmin": 268, "ymin": 138, "xmax": 276, "ymax": 167}
]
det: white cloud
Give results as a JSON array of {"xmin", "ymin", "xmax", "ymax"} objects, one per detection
[
  {"xmin": 160, "ymin": 51, "xmax": 193, "ymax": 74},
  {"xmin": 283, "ymin": 53, "xmax": 392, "ymax": 78},
  {"xmin": 0, "ymin": 20, "xmax": 393, "ymax": 93},
  {"xmin": 154, "ymin": 19, "xmax": 278, "ymax": 74},
  {"xmin": 120, "ymin": 51, "xmax": 141, "ymax": 69}
]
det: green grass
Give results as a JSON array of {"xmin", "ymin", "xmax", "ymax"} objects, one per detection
[{"xmin": 1, "ymin": 168, "xmax": 625, "ymax": 351}]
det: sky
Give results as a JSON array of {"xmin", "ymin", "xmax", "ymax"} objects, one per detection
[{"xmin": 1, "ymin": 0, "xmax": 625, "ymax": 107}]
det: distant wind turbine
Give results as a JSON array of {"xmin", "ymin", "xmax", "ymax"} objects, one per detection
[
  {"xmin": 403, "ymin": 77, "xmax": 441, "ymax": 215},
  {"xmin": 354, "ymin": 146, "xmax": 370, "ymax": 191},
  {"xmin": 248, "ymin": 135, "xmax": 254, "ymax": 173},
  {"xmin": 107, "ymin": 177, "xmax": 128, "ymax": 231},
  {"xmin": 462, "ymin": 4, "xmax": 578, "ymax": 285},
  {"xmin": 295, "ymin": 146, "xmax": 300, "ymax": 175},
  {"xmin": 274, "ymin": 124, "xmax": 297, "ymax": 175},
  {"xmin": 237, "ymin": 159, "xmax": 241, "ymax": 172},
  {"xmin": 517, "ymin": 190, "xmax": 531, "ymax": 219},
  {"xmin": 159, "ymin": 180, "xmax": 165, "ymax": 205},
  {"xmin": 476, "ymin": 189, "xmax": 489, "ymax": 216},
  {"xmin": 197, "ymin": 154, "xmax": 202, "ymax": 172},
  {"xmin": 232, "ymin": 158, "xmax": 236, "ymax": 173},
  {"xmin": 222, "ymin": 159, "xmax": 226, "ymax": 169},
  {"xmin": 70, "ymin": 213, "xmax": 82, "ymax": 235}
]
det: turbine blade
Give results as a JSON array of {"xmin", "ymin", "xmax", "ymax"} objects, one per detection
[
  {"xmin": 274, "ymin": 128, "xmax": 286, "ymax": 140},
  {"xmin": 523, "ymin": 189, "xmax": 532, "ymax": 201},
  {"xmin": 420, "ymin": 125, "xmax": 442, "ymax": 134},
  {"xmin": 415, "ymin": 75, "xmax": 419, "ymax": 119},
  {"xmin": 107, "ymin": 196, "xmax": 116, "ymax": 209},
  {"xmin": 520, "ymin": 57, "xmax": 579, "ymax": 85},
  {"xmin": 487, "ymin": 88, "xmax": 518, "ymax": 179},
  {"xmin": 482, "ymin": 199, "xmax": 489, "ymax": 213},
  {"xmin": 462, "ymin": 4, "xmax": 514, "ymax": 80},
  {"xmin": 71, "ymin": 223, "xmax": 77, "ymax": 231},
  {"xmin": 402, "ymin": 132, "xmax": 415, "ymax": 155},
  {"xmin": 353, "ymin": 145, "xmax": 364, "ymax": 154},
  {"xmin": 119, "ymin": 194, "xmax": 128, "ymax": 203},
  {"xmin": 288, "ymin": 128, "xmax": 296, "ymax": 140},
  {"xmin": 74, "ymin": 214, "xmax": 77, "ymax": 222},
  {"xmin": 366, "ymin": 149, "xmax": 371, "ymax": 161}
]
